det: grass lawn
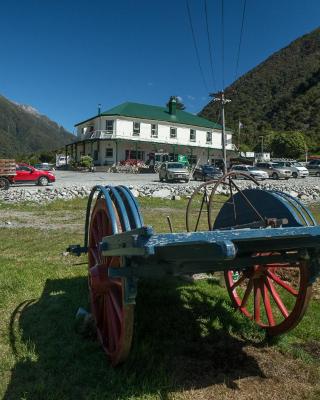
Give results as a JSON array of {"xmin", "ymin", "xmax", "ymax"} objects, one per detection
[{"xmin": 1, "ymin": 196, "xmax": 320, "ymax": 399}]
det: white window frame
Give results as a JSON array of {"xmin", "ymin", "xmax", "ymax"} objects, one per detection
[
  {"xmin": 206, "ymin": 131, "xmax": 212, "ymax": 144},
  {"xmin": 190, "ymin": 129, "xmax": 196, "ymax": 142},
  {"xmin": 133, "ymin": 121, "xmax": 140, "ymax": 136},
  {"xmin": 151, "ymin": 123, "xmax": 158, "ymax": 138},
  {"xmin": 105, "ymin": 120, "xmax": 114, "ymax": 133},
  {"xmin": 170, "ymin": 127, "xmax": 177, "ymax": 139}
]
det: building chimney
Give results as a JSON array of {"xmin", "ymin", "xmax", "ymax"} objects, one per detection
[
  {"xmin": 98, "ymin": 103, "xmax": 101, "ymax": 116},
  {"xmin": 168, "ymin": 96, "xmax": 177, "ymax": 115}
]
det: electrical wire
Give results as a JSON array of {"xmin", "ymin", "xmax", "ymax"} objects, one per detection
[
  {"xmin": 186, "ymin": 0, "xmax": 209, "ymax": 92},
  {"xmin": 234, "ymin": 0, "xmax": 247, "ymax": 81},
  {"xmin": 204, "ymin": 0, "xmax": 216, "ymax": 91}
]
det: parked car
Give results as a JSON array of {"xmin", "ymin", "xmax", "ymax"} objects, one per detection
[
  {"xmin": 193, "ymin": 165, "xmax": 223, "ymax": 181},
  {"xmin": 272, "ymin": 161, "xmax": 309, "ymax": 178},
  {"xmin": 255, "ymin": 162, "xmax": 292, "ymax": 180},
  {"xmin": 15, "ymin": 163, "xmax": 56, "ymax": 186},
  {"xmin": 307, "ymin": 160, "xmax": 320, "ymax": 177},
  {"xmin": 231, "ymin": 164, "xmax": 269, "ymax": 180},
  {"xmin": 159, "ymin": 162, "xmax": 189, "ymax": 182}
]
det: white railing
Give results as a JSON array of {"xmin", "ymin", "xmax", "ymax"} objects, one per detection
[
  {"xmin": 84, "ymin": 130, "xmax": 115, "ymax": 139},
  {"xmin": 80, "ymin": 130, "xmax": 233, "ymax": 150}
]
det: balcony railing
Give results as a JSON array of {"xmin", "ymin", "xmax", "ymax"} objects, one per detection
[
  {"xmin": 84, "ymin": 130, "xmax": 115, "ymax": 139},
  {"xmin": 80, "ymin": 130, "xmax": 234, "ymax": 150}
]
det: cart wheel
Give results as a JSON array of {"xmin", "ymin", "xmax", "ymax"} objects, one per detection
[
  {"xmin": 225, "ymin": 257, "xmax": 312, "ymax": 336},
  {"xmin": 88, "ymin": 198, "xmax": 134, "ymax": 365},
  {"xmin": 0, "ymin": 177, "xmax": 10, "ymax": 190},
  {"xmin": 186, "ymin": 171, "xmax": 260, "ymax": 232},
  {"xmin": 213, "ymin": 183, "xmax": 317, "ymax": 336}
]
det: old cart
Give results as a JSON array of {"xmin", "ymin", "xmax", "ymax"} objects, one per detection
[
  {"xmin": 69, "ymin": 172, "xmax": 320, "ymax": 365},
  {"xmin": 0, "ymin": 159, "xmax": 16, "ymax": 190}
]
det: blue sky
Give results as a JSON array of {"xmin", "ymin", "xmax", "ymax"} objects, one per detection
[{"xmin": 0, "ymin": 0, "xmax": 319, "ymax": 132}]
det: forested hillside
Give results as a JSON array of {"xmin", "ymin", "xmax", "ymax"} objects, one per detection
[
  {"xmin": 0, "ymin": 95, "xmax": 74, "ymax": 157},
  {"xmin": 200, "ymin": 27, "xmax": 320, "ymax": 150}
]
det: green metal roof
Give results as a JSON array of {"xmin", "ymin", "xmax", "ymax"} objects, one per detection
[{"xmin": 75, "ymin": 101, "xmax": 222, "ymax": 130}]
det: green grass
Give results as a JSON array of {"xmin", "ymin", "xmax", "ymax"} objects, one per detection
[{"xmin": 1, "ymin": 197, "xmax": 320, "ymax": 399}]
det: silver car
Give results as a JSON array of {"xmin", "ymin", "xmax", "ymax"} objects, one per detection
[
  {"xmin": 272, "ymin": 161, "xmax": 309, "ymax": 178},
  {"xmin": 231, "ymin": 165, "xmax": 269, "ymax": 180},
  {"xmin": 159, "ymin": 162, "xmax": 189, "ymax": 182},
  {"xmin": 255, "ymin": 162, "xmax": 292, "ymax": 180}
]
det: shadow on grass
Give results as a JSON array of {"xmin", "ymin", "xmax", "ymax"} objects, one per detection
[{"xmin": 5, "ymin": 277, "xmax": 265, "ymax": 400}]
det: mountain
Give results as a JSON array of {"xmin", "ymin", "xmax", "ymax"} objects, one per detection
[
  {"xmin": 0, "ymin": 95, "xmax": 74, "ymax": 157},
  {"xmin": 200, "ymin": 27, "xmax": 320, "ymax": 149}
]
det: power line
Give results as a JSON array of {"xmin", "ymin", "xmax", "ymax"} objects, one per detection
[
  {"xmin": 186, "ymin": 0, "xmax": 209, "ymax": 92},
  {"xmin": 221, "ymin": 0, "xmax": 225, "ymax": 90},
  {"xmin": 204, "ymin": 0, "xmax": 216, "ymax": 91},
  {"xmin": 234, "ymin": 0, "xmax": 247, "ymax": 81}
]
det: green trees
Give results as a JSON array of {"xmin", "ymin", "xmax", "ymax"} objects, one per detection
[
  {"xmin": 200, "ymin": 27, "xmax": 320, "ymax": 154},
  {"xmin": 80, "ymin": 155, "xmax": 93, "ymax": 169},
  {"xmin": 264, "ymin": 131, "xmax": 306, "ymax": 159}
]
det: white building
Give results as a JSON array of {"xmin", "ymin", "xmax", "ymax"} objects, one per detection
[{"xmin": 66, "ymin": 97, "xmax": 234, "ymax": 166}]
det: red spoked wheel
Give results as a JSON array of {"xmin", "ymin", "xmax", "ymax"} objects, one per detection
[
  {"xmin": 225, "ymin": 255, "xmax": 312, "ymax": 336},
  {"xmin": 88, "ymin": 198, "xmax": 134, "ymax": 365}
]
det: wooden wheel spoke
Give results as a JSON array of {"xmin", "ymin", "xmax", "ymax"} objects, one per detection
[
  {"xmin": 194, "ymin": 194, "xmax": 207, "ymax": 231},
  {"xmin": 240, "ymin": 278, "xmax": 253, "ymax": 308},
  {"xmin": 91, "ymin": 227, "xmax": 100, "ymax": 249},
  {"xmin": 266, "ymin": 270, "xmax": 298, "ymax": 297},
  {"xmin": 106, "ymin": 296, "xmax": 119, "ymax": 349},
  {"xmin": 261, "ymin": 280, "xmax": 275, "ymax": 326},
  {"xmin": 265, "ymin": 276, "xmax": 289, "ymax": 318},
  {"xmin": 254, "ymin": 281, "xmax": 261, "ymax": 323},
  {"xmin": 109, "ymin": 288, "xmax": 123, "ymax": 322},
  {"xmin": 230, "ymin": 274, "xmax": 246, "ymax": 290},
  {"xmin": 96, "ymin": 295, "xmax": 105, "ymax": 331},
  {"xmin": 89, "ymin": 247, "xmax": 100, "ymax": 265},
  {"xmin": 103, "ymin": 296, "xmax": 114, "ymax": 350}
]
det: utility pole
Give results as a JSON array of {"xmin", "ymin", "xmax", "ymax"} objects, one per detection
[
  {"xmin": 98, "ymin": 103, "xmax": 102, "ymax": 134},
  {"xmin": 305, "ymin": 142, "xmax": 308, "ymax": 163},
  {"xmin": 209, "ymin": 90, "xmax": 231, "ymax": 174},
  {"xmin": 259, "ymin": 135, "xmax": 264, "ymax": 154}
]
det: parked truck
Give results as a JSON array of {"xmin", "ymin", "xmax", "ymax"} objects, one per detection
[{"xmin": 0, "ymin": 159, "xmax": 16, "ymax": 190}]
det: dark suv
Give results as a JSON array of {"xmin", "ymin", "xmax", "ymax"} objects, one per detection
[
  {"xmin": 193, "ymin": 165, "xmax": 223, "ymax": 181},
  {"xmin": 307, "ymin": 160, "xmax": 320, "ymax": 176}
]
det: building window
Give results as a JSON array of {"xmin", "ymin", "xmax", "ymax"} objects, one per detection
[
  {"xmin": 93, "ymin": 150, "xmax": 98, "ymax": 161},
  {"xmin": 133, "ymin": 122, "xmax": 140, "ymax": 136},
  {"xmin": 125, "ymin": 150, "xmax": 145, "ymax": 160},
  {"xmin": 105, "ymin": 148, "xmax": 113, "ymax": 158},
  {"xmin": 170, "ymin": 127, "xmax": 177, "ymax": 138},
  {"xmin": 188, "ymin": 155, "xmax": 197, "ymax": 165},
  {"xmin": 151, "ymin": 124, "xmax": 158, "ymax": 137},
  {"xmin": 105, "ymin": 120, "xmax": 114, "ymax": 133},
  {"xmin": 190, "ymin": 129, "xmax": 196, "ymax": 142},
  {"xmin": 206, "ymin": 131, "xmax": 212, "ymax": 144}
]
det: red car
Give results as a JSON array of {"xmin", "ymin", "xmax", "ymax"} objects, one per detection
[{"xmin": 13, "ymin": 163, "xmax": 56, "ymax": 186}]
